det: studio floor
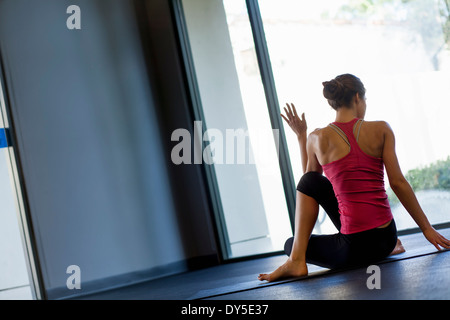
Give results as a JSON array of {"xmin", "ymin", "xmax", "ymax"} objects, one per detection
[{"xmin": 74, "ymin": 228, "xmax": 450, "ymax": 300}]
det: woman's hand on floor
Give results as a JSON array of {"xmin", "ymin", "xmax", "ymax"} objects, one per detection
[{"xmin": 423, "ymin": 227, "xmax": 450, "ymax": 251}]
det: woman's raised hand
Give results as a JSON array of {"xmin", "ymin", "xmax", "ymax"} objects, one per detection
[{"xmin": 281, "ymin": 103, "xmax": 307, "ymax": 137}]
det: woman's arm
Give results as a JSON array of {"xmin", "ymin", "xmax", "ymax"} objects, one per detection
[
  {"xmin": 281, "ymin": 103, "xmax": 308, "ymax": 173},
  {"xmin": 305, "ymin": 131, "xmax": 323, "ymax": 174},
  {"xmin": 298, "ymin": 131, "xmax": 307, "ymax": 174},
  {"xmin": 382, "ymin": 122, "xmax": 450, "ymax": 251}
]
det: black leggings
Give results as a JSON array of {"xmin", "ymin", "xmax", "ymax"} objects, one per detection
[{"xmin": 284, "ymin": 171, "xmax": 398, "ymax": 270}]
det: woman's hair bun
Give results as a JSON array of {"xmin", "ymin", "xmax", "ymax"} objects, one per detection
[
  {"xmin": 322, "ymin": 79, "xmax": 345, "ymax": 102},
  {"xmin": 322, "ymin": 74, "xmax": 366, "ymax": 110}
]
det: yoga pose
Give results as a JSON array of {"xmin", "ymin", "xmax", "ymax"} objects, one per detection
[{"xmin": 258, "ymin": 73, "xmax": 450, "ymax": 282}]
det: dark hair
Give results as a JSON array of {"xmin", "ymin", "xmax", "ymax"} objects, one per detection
[{"xmin": 322, "ymin": 74, "xmax": 366, "ymax": 110}]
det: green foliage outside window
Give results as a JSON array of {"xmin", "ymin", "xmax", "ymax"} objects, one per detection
[{"xmin": 387, "ymin": 156, "xmax": 450, "ymax": 206}]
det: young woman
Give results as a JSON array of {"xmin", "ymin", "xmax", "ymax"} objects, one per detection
[{"xmin": 258, "ymin": 73, "xmax": 450, "ymax": 282}]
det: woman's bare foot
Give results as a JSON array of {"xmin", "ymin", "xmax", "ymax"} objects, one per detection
[
  {"xmin": 258, "ymin": 258, "xmax": 308, "ymax": 282},
  {"xmin": 390, "ymin": 239, "xmax": 405, "ymax": 256}
]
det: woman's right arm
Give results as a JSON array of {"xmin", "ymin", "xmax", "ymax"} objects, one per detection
[
  {"xmin": 281, "ymin": 103, "xmax": 308, "ymax": 173},
  {"xmin": 382, "ymin": 122, "xmax": 450, "ymax": 251}
]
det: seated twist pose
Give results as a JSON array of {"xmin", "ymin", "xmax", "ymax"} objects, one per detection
[{"xmin": 258, "ymin": 73, "xmax": 450, "ymax": 282}]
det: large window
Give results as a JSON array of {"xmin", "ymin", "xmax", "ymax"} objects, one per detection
[{"xmin": 177, "ymin": 0, "xmax": 450, "ymax": 260}]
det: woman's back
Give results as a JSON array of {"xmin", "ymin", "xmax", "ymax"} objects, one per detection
[
  {"xmin": 313, "ymin": 119, "xmax": 388, "ymax": 167},
  {"xmin": 313, "ymin": 118, "xmax": 393, "ymax": 234}
]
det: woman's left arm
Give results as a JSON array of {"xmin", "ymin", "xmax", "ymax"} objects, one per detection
[
  {"xmin": 383, "ymin": 122, "xmax": 450, "ymax": 251},
  {"xmin": 281, "ymin": 103, "xmax": 308, "ymax": 173}
]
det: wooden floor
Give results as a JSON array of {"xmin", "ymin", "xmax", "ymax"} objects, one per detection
[{"xmin": 73, "ymin": 228, "xmax": 450, "ymax": 300}]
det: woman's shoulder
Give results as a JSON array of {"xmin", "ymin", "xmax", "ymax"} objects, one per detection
[
  {"xmin": 308, "ymin": 126, "xmax": 330, "ymax": 139},
  {"xmin": 362, "ymin": 119, "xmax": 393, "ymax": 132},
  {"xmin": 309, "ymin": 119, "xmax": 393, "ymax": 138},
  {"xmin": 308, "ymin": 126, "xmax": 336, "ymax": 150}
]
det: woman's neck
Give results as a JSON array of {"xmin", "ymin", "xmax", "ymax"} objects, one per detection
[{"xmin": 335, "ymin": 107, "xmax": 358, "ymax": 123}]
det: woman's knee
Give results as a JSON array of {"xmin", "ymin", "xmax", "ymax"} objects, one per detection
[{"xmin": 296, "ymin": 171, "xmax": 334, "ymax": 202}]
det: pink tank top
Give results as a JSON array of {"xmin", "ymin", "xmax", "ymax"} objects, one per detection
[{"xmin": 322, "ymin": 118, "xmax": 393, "ymax": 234}]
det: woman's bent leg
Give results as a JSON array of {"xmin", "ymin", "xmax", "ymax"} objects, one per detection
[
  {"xmin": 282, "ymin": 172, "xmax": 357, "ymax": 271},
  {"xmin": 258, "ymin": 172, "xmax": 344, "ymax": 282},
  {"xmin": 258, "ymin": 191, "xmax": 317, "ymax": 282},
  {"xmin": 296, "ymin": 171, "xmax": 340, "ymax": 230},
  {"xmin": 285, "ymin": 232, "xmax": 351, "ymax": 270}
]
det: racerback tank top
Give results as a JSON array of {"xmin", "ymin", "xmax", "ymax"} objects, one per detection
[{"xmin": 322, "ymin": 118, "xmax": 393, "ymax": 234}]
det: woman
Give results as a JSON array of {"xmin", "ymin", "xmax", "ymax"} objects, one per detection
[{"xmin": 258, "ymin": 73, "xmax": 450, "ymax": 282}]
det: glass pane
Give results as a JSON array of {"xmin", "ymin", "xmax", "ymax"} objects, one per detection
[
  {"xmin": 181, "ymin": 0, "xmax": 292, "ymax": 258},
  {"xmin": 259, "ymin": 0, "xmax": 450, "ymax": 232},
  {"xmin": 0, "ymin": 92, "xmax": 33, "ymax": 299}
]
